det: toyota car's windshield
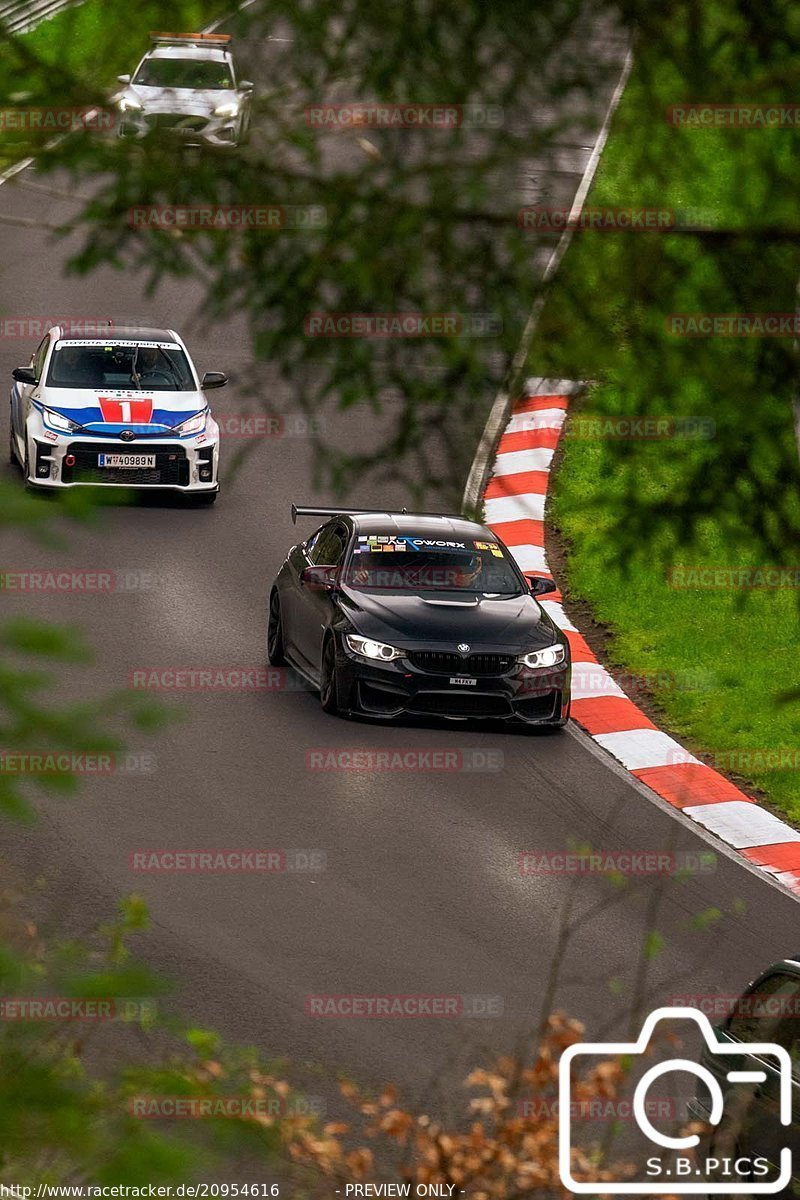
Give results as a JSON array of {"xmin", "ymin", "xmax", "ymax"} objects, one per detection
[
  {"xmin": 343, "ymin": 535, "xmax": 524, "ymax": 595},
  {"xmin": 47, "ymin": 341, "xmax": 195, "ymax": 391}
]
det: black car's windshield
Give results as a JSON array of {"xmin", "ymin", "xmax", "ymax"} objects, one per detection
[
  {"xmin": 47, "ymin": 341, "xmax": 195, "ymax": 391},
  {"xmin": 344, "ymin": 535, "xmax": 523, "ymax": 596},
  {"xmin": 133, "ymin": 58, "xmax": 234, "ymax": 89}
]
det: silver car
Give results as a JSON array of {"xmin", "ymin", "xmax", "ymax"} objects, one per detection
[{"xmin": 116, "ymin": 32, "xmax": 253, "ymax": 148}]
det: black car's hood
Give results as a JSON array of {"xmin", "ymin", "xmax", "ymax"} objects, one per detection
[{"xmin": 338, "ymin": 587, "xmax": 560, "ymax": 653}]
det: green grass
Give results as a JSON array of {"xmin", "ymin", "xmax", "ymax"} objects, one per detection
[{"xmin": 528, "ymin": 12, "xmax": 800, "ymax": 819}]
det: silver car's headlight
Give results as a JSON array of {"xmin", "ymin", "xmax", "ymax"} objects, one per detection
[
  {"xmin": 518, "ymin": 643, "xmax": 566, "ymax": 669},
  {"xmin": 213, "ymin": 100, "xmax": 239, "ymax": 119},
  {"xmin": 39, "ymin": 406, "xmax": 80, "ymax": 434},
  {"xmin": 345, "ymin": 634, "xmax": 404, "ymax": 662},
  {"xmin": 118, "ymin": 96, "xmax": 143, "ymax": 113},
  {"xmin": 174, "ymin": 410, "xmax": 208, "ymax": 437}
]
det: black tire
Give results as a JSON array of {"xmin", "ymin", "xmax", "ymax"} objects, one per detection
[
  {"xmin": 191, "ymin": 491, "xmax": 218, "ymax": 506},
  {"xmin": 319, "ymin": 637, "xmax": 340, "ymax": 715},
  {"xmin": 8, "ymin": 420, "xmax": 17, "ymax": 467},
  {"xmin": 267, "ymin": 590, "xmax": 286, "ymax": 667}
]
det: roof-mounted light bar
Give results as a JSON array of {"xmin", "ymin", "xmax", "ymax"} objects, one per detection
[{"xmin": 149, "ymin": 31, "xmax": 232, "ymax": 46}]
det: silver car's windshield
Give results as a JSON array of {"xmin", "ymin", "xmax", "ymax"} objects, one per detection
[{"xmin": 133, "ymin": 58, "xmax": 234, "ymax": 90}]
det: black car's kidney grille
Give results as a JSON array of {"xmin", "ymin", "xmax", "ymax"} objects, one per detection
[
  {"xmin": 408, "ymin": 650, "xmax": 515, "ymax": 676},
  {"xmin": 62, "ymin": 443, "xmax": 189, "ymax": 487}
]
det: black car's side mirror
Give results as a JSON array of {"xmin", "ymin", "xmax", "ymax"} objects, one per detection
[
  {"xmin": 201, "ymin": 371, "xmax": 228, "ymax": 389},
  {"xmin": 12, "ymin": 366, "xmax": 37, "ymax": 385},
  {"xmin": 525, "ymin": 573, "xmax": 557, "ymax": 597},
  {"xmin": 301, "ymin": 565, "xmax": 339, "ymax": 591}
]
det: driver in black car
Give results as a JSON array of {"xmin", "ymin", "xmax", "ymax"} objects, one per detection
[{"xmin": 452, "ymin": 553, "xmax": 484, "ymax": 589}]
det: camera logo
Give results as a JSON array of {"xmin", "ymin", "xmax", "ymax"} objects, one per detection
[{"xmin": 558, "ymin": 1006, "xmax": 792, "ymax": 1193}]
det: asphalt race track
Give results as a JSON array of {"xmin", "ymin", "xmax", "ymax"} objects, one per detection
[{"xmin": 1, "ymin": 6, "xmax": 797, "ymax": 1114}]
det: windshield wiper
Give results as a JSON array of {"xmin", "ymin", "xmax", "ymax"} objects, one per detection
[{"xmin": 130, "ymin": 345, "xmax": 141, "ymax": 389}]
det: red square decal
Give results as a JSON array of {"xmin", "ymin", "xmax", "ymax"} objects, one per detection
[{"xmin": 98, "ymin": 396, "xmax": 154, "ymax": 424}]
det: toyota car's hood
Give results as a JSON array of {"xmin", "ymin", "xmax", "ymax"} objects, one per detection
[
  {"xmin": 123, "ymin": 87, "xmax": 232, "ymax": 116},
  {"xmin": 38, "ymin": 387, "xmax": 206, "ymax": 437},
  {"xmin": 339, "ymin": 587, "xmax": 561, "ymax": 653}
]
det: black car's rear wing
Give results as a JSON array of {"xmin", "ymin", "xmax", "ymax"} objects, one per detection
[{"xmin": 291, "ymin": 503, "xmax": 463, "ymax": 524}]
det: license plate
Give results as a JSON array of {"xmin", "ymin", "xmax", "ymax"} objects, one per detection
[
  {"xmin": 98, "ymin": 454, "xmax": 156, "ymax": 468},
  {"xmin": 449, "ymin": 676, "xmax": 477, "ymax": 687}
]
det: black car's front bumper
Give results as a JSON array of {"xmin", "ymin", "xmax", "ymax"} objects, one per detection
[{"xmin": 338, "ymin": 641, "xmax": 570, "ymax": 724}]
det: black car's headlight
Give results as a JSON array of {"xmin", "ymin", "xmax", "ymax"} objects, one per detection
[
  {"xmin": 345, "ymin": 634, "xmax": 404, "ymax": 662},
  {"xmin": 518, "ymin": 643, "xmax": 566, "ymax": 669}
]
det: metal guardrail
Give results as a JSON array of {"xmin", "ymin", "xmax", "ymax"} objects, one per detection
[{"xmin": 0, "ymin": 0, "xmax": 81, "ymax": 35}]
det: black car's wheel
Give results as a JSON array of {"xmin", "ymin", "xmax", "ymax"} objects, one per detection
[
  {"xmin": 319, "ymin": 637, "xmax": 340, "ymax": 715},
  {"xmin": 267, "ymin": 590, "xmax": 286, "ymax": 667}
]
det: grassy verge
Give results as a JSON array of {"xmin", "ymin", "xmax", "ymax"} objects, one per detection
[{"xmin": 527, "ymin": 8, "xmax": 800, "ymax": 819}]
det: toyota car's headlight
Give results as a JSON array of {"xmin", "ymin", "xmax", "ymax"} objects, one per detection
[
  {"xmin": 39, "ymin": 406, "xmax": 80, "ymax": 434},
  {"xmin": 518, "ymin": 643, "xmax": 566, "ymax": 669},
  {"xmin": 174, "ymin": 410, "xmax": 208, "ymax": 437},
  {"xmin": 213, "ymin": 100, "xmax": 239, "ymax": 119},
  {"xmin": 345, "ymin": 634, "xmax": 404, "ymax": 662}
]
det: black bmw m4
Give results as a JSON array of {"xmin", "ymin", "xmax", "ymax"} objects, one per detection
[{"xmin": 267, "ymin": 506, "xmax": 571, "ymax": 727}]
